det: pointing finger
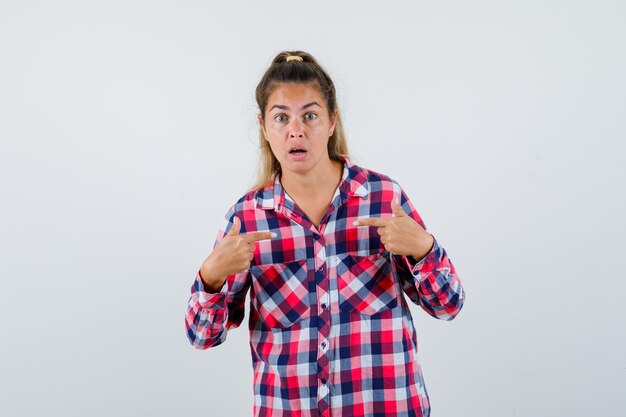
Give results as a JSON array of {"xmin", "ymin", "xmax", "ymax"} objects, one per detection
[
  {"xmin": 243, "ymin": 231, "xmax": 277, "ymax": 243},
  {"xmin": 353, "ymin": 217, "xmax": 388, "ymax": 227}
]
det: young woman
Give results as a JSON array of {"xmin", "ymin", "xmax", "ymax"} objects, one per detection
[{"xmin": 185, "ymin": 50, "xmax": 465, "ymax": 417}]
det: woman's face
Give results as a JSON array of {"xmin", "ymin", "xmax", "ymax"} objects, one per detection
[{"xmin": 259, "ymin": 82, "xmax": 338, "ymax": 177}]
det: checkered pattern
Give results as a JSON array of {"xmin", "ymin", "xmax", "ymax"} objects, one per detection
[
  {"xmin": 185, "ymin": 157, "xmax": 465, "ymax": 417},
  {"xmin": 337, "ymin": 251, "xmax": 398, "ymax": 315}
]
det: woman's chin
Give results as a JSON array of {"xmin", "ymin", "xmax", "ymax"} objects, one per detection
[
  {"xmin": 278, "ymin": 153, "xmax": 329, "ymax": 177},
  {"xmin": 281, "ymin": 161, "xmax": 314, "ymax": 176}
]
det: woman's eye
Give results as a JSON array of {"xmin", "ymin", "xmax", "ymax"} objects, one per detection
[
  {"xmin": 304, "ymin": 113, "xmax": 317, "ymax": 121},
  {"xmin": 274, "ymin": 114, "xmax": 287, "ymax": 123}
]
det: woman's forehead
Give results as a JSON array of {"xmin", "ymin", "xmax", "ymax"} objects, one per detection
[{"xmin": 267, "ymin": 82, "xmax": 326, "ymax": 109}]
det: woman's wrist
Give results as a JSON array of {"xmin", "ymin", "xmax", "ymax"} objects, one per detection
[
  {"xmin": 411, "ymin": 233, "xmax": 435, "ymax": 262},
  {"xmin": 199, "ymin": 259, "xmax": 226, "ymax": 292}
]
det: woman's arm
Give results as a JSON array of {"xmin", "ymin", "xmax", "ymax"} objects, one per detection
[
  {"xmin": 185, "ymin": 211, "xmax": 252, "ymax": 349},
  {"xmin": 392, "ymin": 183, "xmax": 466, "ymax": 321}
]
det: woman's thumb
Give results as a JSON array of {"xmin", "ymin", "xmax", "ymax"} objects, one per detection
[{"xmin": 226, "ymin": 216, "xmax": 241, "ymax": 236}]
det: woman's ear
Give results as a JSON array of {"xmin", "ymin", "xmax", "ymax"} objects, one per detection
[
  {"xmin": 258, "ymin": 113, "xmax": 268, "ymax": 140},
  {"xmin": 329, "ymin": 109, "xmax": 339, "ymax": 136}
]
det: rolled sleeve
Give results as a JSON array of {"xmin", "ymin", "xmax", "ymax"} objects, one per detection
[
  {"xmin": 401, "ymin": 235, "xmax": 442, "ymax": 283},
  {"xmin": 195, "ymin": 270, "xmax": 228, "ymax": 310}
]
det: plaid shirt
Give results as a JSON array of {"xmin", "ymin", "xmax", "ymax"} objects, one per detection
[{"xmin": 185, "ymin": 157, "xmax": 465, "ymax": 417}]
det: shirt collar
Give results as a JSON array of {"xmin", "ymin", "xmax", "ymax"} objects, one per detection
[{"xmin": 256, "ymin": 155, "xmax": 369, "ymax": 212}]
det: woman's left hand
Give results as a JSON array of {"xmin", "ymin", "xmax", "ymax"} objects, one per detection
[{"xmin": 353, "ymin": 198, "xmax": 435, "ymax": 262}]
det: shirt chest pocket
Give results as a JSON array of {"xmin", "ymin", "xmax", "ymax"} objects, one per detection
[
  {"xmin": 250, "ymin": 259, "xmax": 312, "ymax": 329},
  {"xmin": 337, "ymin": 251, "xmax": 399, "ymax": 315}
]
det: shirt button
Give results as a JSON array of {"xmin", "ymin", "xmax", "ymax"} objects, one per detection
[
  {"xmin": 321, "ymin": 378, "xmax": 326, "ymax": 384},
  {"xmin": 319, "ymin": 382, "xmax": 328, "ymax": 398},
  {"xmin": 321, "ymin": 341, "xmax": 326, "ymax": 348},
  {"xmin": 319, "ymin": 264, "xmax": 326, "ymax": 273},
  {"xmin": 321, "ymin": 303, "xmax": 327, "ymax": 309},
  {"xmin": 313, "ymin": 234, "xmax": 320, "ymax": 240}
]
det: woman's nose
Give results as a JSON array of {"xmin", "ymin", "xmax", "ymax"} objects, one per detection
[{"xmin": 289, "ymin": 120, "xmax": 304, "ymax": 138}]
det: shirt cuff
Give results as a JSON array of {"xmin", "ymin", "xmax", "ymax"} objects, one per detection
[
  {"xmin": 194, "ymin": 271, "xmax": 228, "ymax": 309},
  {"xmin": 401, "ymin": 235, "xmax": 442, "ymax": 279}
]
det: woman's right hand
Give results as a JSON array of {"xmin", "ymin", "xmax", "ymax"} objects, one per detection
[{"xmin": 199, "ymin": 216, "xmax": 276, "ymax": 292}]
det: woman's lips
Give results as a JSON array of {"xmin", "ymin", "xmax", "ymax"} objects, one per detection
[{"xmin": 288, "ymin": 150, "xmax": 307, "ymax": 161}]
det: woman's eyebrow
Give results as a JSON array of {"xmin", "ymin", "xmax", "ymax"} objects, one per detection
[{"xmin": 269, "ymin": 102, "xmax": 322, "ymax": 112}]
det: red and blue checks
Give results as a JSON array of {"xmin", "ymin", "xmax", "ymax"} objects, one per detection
[{"xmin": 185, "ymin": 157, "xmax": 465, "ymax": 417}]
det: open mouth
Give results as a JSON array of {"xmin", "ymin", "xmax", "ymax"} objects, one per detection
[{"xmin": 289, "ymin": 149, "xmax": 307, "ymax": 154}]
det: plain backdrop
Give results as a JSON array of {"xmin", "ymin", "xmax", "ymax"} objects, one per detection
[{"xmin": 1, "ymin": 1, "xmax": 625, "ymax": 416}]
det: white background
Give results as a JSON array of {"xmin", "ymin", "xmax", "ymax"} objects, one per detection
[{"xmin": 1, "ymin": 1, "xmax": 625, "ymax": 416}]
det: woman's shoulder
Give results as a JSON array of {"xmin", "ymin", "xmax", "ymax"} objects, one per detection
[
  {"xmin": 350, "ymin": 161, "xmax": 403, "ymax": 190},
  {"xmin": 221, "ymin": 183, "xmax": 274, "ymax": 220}
]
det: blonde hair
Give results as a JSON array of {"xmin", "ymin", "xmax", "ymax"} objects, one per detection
[{"xmin": 248, "ymin": 51, "xmax": 349, "ymax": 192}]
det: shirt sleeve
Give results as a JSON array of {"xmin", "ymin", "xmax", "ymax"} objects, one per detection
[
  {"xmin": 185, "ymin": 207, "xmax": 251, "ymax": 349},
  {"xmin": 391, "ymin": 183, "xmax": 466, "ymax": 321}
]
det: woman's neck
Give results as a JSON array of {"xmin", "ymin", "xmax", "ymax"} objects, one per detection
[{"xmin": 280, "ymin": 158, "xmax": 343, "ymax": 198}]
